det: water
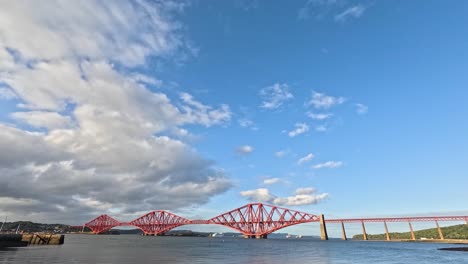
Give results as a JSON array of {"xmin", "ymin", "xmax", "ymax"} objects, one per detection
[{"xmin": 1, "ymin": 235, "xmax": 467, "ymax": 264}]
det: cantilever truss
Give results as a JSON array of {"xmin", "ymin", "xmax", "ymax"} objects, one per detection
[
  {"xmin": 208, "ymin": 203, "xmax": 320, "ymax": 236},
  {"xmin": 84, "ymin": 214, "xmax": 120, "ymax": 234},
  {"xmin": 128, "ymin": 210, "xmax": 191, "ymax": 235},
  {"xmin": 83, "ymin": 203, "xmax": 320, "ymax": 235}
]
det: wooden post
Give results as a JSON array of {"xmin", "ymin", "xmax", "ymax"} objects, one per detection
[
  {"xmin": 408, "ymin": 222, "xmax": 416, "ymax": 240},
  {"xmin": 435, "ymin": 221, "xmax": 444, "ymax": 240},
  {"xmin": 341, "ymin": 222, "xmax": 347, "ymax": 241},
  {"xmin": 320, "ymin": 214, "xmax": 329, "ymax": 241},
  {"xmin": 384, "ymin": 221, "xmax": 390, "ymax": 241},
  {"xmin": 361, "ymin": 221, "xmax": 368, "ymax": 241}
]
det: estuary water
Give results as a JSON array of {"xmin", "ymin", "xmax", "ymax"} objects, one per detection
[{"xmin": 0, "ymin": 235, "xmax": 467, "ymax": 264}]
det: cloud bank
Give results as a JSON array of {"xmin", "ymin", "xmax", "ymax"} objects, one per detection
[
  {"xmin": 0, "ymin": 1, "xmax": 232, "ymax": 223},
  {"xmin": 240, "ymin": 187, "xmax": 328, "ymax": 206}
]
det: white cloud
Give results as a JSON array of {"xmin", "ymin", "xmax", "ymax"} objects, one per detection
[
  {"xmin": 288, "ymin": 123, "xmax": 309, "ymax": 137},
  {"xmin": 295, "ymin": 187, "xmax": 316, "ymax": 195},
  {"xmin": 307, "ymin": 112, "xmax": 333, "ymax": 120},
  {"xmin": 0, "ymin": 48, "xmax": 16, "ymax": 71},
  {"xmin": 298, "ymin": 0, "xmax": 343, "ymax": 20},
  {"xmin": 0, "ymin": 1, "xmax": 232, "ymax": 223},
  {"xmin": 313, "ymin": 161, "xmax": 343, "ymax": 169},
  {"xmin": 179, "ymin": 92, "xmax": 232, "ymax": 127},
  {"xmin": 240, "ymin": 188, "xmax": 275, "ymax": 203},
  {"xmin": 0, "ymin": 1, "xmax": 188, "ymax": 67},
  {"xmin": 356, "ymin": 103, "xmax": 368, "ymax": 115},
  {"xmin": 259, "ymin": 83, "xmax": 294, "ymax": 110},
  {"xmin": 297, "ymin": 153, "xmax": 315, "ymax": 165},
  {"xmin": 241, "ymin": 187, "xmax": 328, "ymax": 206},
  {"xmin": 12, "ymin": 111, "xmax": 73, "ymax": 129},
  {"xmin": 238, "ymin": 118, "xmax": 258, "ymax": 130},
  {"xmin": 263, "ymin": 178, "xmax": 281, "ymax": 185},
  {"xmin": 236, "ymin": 145, "xmax": 254, "ymax": 155},
  {"xmin": 0, "ymin": 88, "xmax": 16, "ymax": 100},
  {"xmin": 307, "ymin": 91, "xmax": 346, "ymax": 109},
  {"xmin": 238, "ymin": 118, "xmax": 253, "ymax": 127},
  {"xmin": 315, "ymin": 125, "xmax": 327, "ymax": 132},
  {"xmin": 273, "ymin": 193, "xmax": 329, "ymax": 206},
  {"xmin": 335, "ymin": 5, "xmax": 367, "ymax": 22},
  {"xmin": 275, "ymin": 150, "xmax": 288, "ymax": 158}
]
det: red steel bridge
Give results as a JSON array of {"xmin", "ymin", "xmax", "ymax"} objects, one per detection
[
  {"xmin": 83, "ymin": 203, "xmax": 320, "ymax": 238},
  {"xmin": 80, "ymin": 203, "xmax": 468, "ymax": 240}
]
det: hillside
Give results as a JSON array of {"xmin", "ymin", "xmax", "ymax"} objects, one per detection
[
  {"xmin": 353, "ymin": 224, "xmax": 468, "ymax": 240},
  {"xmin": 0, "ymin": 221, "xmax": 70, "ymax": 233}
]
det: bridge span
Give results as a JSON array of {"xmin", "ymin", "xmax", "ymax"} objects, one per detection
[
  {"xmin": 323, "ymin": 215, "xmax": 468, "ymax": 241},
  {"xmin": 80, "ymin": 203, "xmax": 468, "ymax": 240}
]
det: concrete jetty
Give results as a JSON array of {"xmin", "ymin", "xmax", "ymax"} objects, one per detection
[{"xmin": 0, "ymin": 233, "xmax": 64, "ymax": 248}]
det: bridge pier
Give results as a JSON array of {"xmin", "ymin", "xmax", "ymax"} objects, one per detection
[
  {"xmin": 361, "ymin": 221, "xmax": 368, "ymax": 241},
  {"xmin": 320, "ymin": 214, "xmax": 328, "ymax": 241},
  {"xmin": 341, "ymin": 222, "xmax": 347, "ymax": 240},
  {"xmin": 384, "ymin": 221, "xmax": 390, "ymax": 241},
  {"xmin": 243, "ymin": 235, "xmax": 267, "ymax": 239},
  {"xmin": 435, "ymin": 221, "xmax": 444, "ymax": 240},
  {"xmin": 408, "ymin": 222, "xmax": 416, "ymax": 240}
]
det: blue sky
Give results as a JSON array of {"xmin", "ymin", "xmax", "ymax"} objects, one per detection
[
  {"xmin": 0, "ymin": 1, "xmax": 467, "ymax": 236},
  {"xmin": 179, "ymin": 1, "xmax": 468, "ymax": 211}
]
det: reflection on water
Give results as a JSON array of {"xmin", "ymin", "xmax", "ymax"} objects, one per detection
[{"xmin": 0, "ymin": 235, "xmax": 467, "ymax": 264}]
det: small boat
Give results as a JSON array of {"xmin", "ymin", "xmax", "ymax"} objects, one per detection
[
  {"xmin": 286, "ymin": 234, "xmax": 292, "ymax": 239},
  {"xmin": 211, "ymin": 232, "xmax": 224, "ymax": 237}
]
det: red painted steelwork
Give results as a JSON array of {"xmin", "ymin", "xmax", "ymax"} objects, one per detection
[
  {"xmin": 84, "ymin": 214, "xmax": 120, "ymax": 234},
  {"xmin": 208, "ymin": 203, "xmax": 320, "ymax": 236},
  {"xmin": 326, "ymin": 216, "xmax": 468, "ymax": 223},
  {"xmin": 83, "ymin": 203, "xmax": 320, "ymax": 236},
  {"xmin": 128, "ymin": 210, "xmax": 191, "ymax": 235},
  {"xmin": 83, "ymin": 204, "xmax": 468, "ymax": 236}
]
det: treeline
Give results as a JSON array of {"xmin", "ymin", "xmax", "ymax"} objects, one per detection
[{"xmin": 353, "ymin": 224, "xmax": 468, "ymax": 240}]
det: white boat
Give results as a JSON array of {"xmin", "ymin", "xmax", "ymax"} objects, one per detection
[{"xmin": 211, "ymin": 232, "xmax": 224, "ymax": 237}]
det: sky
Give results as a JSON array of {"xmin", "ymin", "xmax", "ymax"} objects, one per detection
[{"xmin": 1, "ymin": 0, "xmax": 468, "ymax": 237}]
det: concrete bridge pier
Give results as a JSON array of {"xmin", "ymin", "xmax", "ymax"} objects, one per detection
[
  {"xmin": 361, "ymin": 221, "xmax": 368, "ymax": 241},
  {"xmin": 435, "ymin": 221, "xmax": 444, "ymax": 240},
  {"xmin": 408, "ymin": 222, "xmax": 416, "ymax": 240},
  {"xmin": 341, "ymin": 222, "xmax": 347, "ymax": 240},
  {"xmin": 320, "ymin": 214, "xmax": 329, "ymax": 241},
  {"xmin": 243, "ymin": 234, "xmax": 267, "ymax": 239},
  {"xmin": 384, "ymin": 221, "xmax": 391, "ymax": 241}
]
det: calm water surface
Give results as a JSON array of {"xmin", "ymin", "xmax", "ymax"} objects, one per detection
[{"xmin": 1, "ymin": 235, "xmax": 467, "ymax": 264}]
